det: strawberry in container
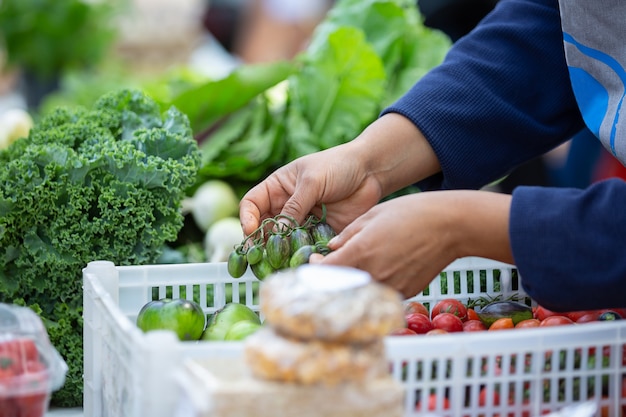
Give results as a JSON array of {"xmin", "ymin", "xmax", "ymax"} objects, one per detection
[{"xmin": 0, "ymin": 303, "xmax": 68, "ymax": 417}]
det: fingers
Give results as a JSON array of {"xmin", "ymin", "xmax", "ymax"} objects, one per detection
[
  {"xmin": 277, "ymin": 188, "xmax": 318, "ymax": 229},
  {"xmin": 239, "ymin": 198, "xmax": 263, "ymax": 236},
  {"xmin": 313, "ymin": 221, "xmax": 362, "ymax": 268},
  {"xmin": 240, "ymin": 159, "xmax": 326, "ymax": 235}
]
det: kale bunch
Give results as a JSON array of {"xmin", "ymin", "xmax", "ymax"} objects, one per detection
[{"xmin": 0, "ymin": 89, "xmax": 201, "ymax": 406}]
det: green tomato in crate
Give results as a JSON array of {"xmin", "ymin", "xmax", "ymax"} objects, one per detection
[
  {"xmin": 136, "ymin": 298, "xmax": 206, "ymax": 341},
  {"xmin": 224, "ymin": 320, "xmax": 262, "ymax": 341},
  {"xmin": 201, "ymin": 302, "xmax": 261, "ymax": 341}
]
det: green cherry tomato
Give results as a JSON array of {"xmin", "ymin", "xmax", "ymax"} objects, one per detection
[
  {"xmin": 310, "ymin": 221, "xmax": 337, "ymax": 245},
  {"xmin": 250, "ymin": 250, "xmax": 275, "ymax": 281},
  {"xmin": 289, "ymin": 244, "xmax": 317, "ymax": 268},
  {"xmin": 289, "ymin": 227, "xmax": 314, "ymax": 255},
  {"xmin": 246, "ymin": 244, "xmax": 264, "ymax": 265},
  {"xmin": 227, "ymin": 250, "xmax": 248, "ymax": 278},
  {"xmin": 265, "ymin": 234, "xmax": 290, "ymax": 269}
]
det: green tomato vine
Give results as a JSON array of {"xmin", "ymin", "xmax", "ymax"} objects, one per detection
[{"xmin": 227, "ymin": 206, "xmax": 336, "ymax": 280}]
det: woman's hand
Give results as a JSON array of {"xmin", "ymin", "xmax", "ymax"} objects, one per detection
[
  {"xmin": 239, "ymin": 144, "xmax": 383, "ymax": 236},
  {"xmin": 311, "ymin": 190, "xmax": 514, "ymax": 298},
  {"xmin": 239, "ymin": 113, "xmax": 441, "ymax": 236}
]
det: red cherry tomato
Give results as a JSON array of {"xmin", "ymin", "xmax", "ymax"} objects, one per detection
[
  {"xmin": 575, "ymin": 312, "xmax": 601, "ymax": 323},
  {"xmin": 479, "ymin": 386, "xmax": 501, "ymax": 406},
  {"xmin": 432, "ymin": 312, "xmax": 464, "ymax": 333},
  {"xmin": 404, "ymin": 301, "xmax": 429, "ymax": 317},
  {"xmin": 14, "ymin": 360, "xmax": 48, "ymax": 417},
  {"xmin": 540, "ymin": 315, "xmax": 575, "ymax": 327},
  {"xmin": 389, "ymin": 327, "xmax": 417, "ymax": 336},
  {"xmin": 515, "ymin": 318, "xmax": 541, "ymax": 329},
  {"xmin": 431, "ymin": 298, "xmax": 468, "ymax": 321},
  {"xmin": 405, "ymin": 313, "xmax": 434, "ymax": 335},
  {"xmin": 534, "ymin": 306, "xmax": 561, "ymax": 321},
  {"xmin": 463, "ymin": 319, "xmax": 487, "ymax": 332},
  {"xmin": 466, "ymin": 308, "xmax": 480, "ymax": 321},
  {"xmin": 416, "ymin": 393, "xmax": 450, "ymax": 412},
  {"xmin": 426, "ymin": 328, "xmax": 449, "ymax": 336},
  {"xmin": 565, "ymin": 310, "xmax": 598, "ymax": 322}
]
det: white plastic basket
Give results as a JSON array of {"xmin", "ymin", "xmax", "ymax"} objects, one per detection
[{"xmin": 82, "ymin": 257, "xmax": 626, "ymax": 417}]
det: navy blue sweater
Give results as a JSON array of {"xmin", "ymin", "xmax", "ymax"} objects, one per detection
[{"xmin": 383, "ymin": 0, "xmax": 626, "ymax": 311}]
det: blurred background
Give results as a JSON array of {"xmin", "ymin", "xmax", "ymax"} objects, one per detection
[{"xmin": 2, "ymin": 0, "xmax": 623, "ymax": 189}]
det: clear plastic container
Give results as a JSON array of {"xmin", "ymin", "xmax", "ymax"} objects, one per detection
[{"xmin": 0, "ymin": 303, "xmax": 68, "ymax": 417}]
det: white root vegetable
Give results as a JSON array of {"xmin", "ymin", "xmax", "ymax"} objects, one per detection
[
  {"xmin": 204, "ymin": 217, "xmax": 244, "ymax": 263},
  {"xmin": 0, "ymin": 108, "xmax": 33, "ymax": 150},
  {"xmin": 181, "ymin": 180, "xmax": 240, "ymax": 233}
]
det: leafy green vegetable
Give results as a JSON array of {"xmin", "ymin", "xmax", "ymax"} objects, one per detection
[
  {"xmin": 0, "ymin": 89, "xmax": 201, "ymax": 406},
  {"xmin": 171, "ymin": 61, "xmax": 296, "ymax": 137},
  {"xmin": 309, "ymin": 0, "xmax": 450, "ymax": 106},
  {"xmin": 286, "ymin": 26, "xmax": 386, "ymax": 158},
  {"xmin": 189, "ymin": 0, "xmax": 450, "ymax": 188}
]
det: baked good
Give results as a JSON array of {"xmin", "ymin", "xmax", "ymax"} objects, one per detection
[
  {"xmin": 183, "ymin": 357, "xmax": 405, "ymax": 417},
  {"xmin": 244, "ymin": 326, "xmax": 388, "ymax": 386},
  {"xmin": 259, "ymin": 265, "xmax": 405, "ymax": 344}
]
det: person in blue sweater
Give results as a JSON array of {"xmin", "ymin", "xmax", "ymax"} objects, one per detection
[{"xmin": 239, "ymin": 0, "xmax": 626, "ymax": 312}]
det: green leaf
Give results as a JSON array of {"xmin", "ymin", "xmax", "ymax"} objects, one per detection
[
  {"xmin": 170, "ymin": 61, "xmax": 296, "ymax": 135},
  {"xmin": 199, "ymin": 104, "xmax": 257, "ymax": 165},
  {"xmin": 308, "ymin": 0, "xmax": 450, "ymax": 107},
  {"xmin": 284, "ymin": 106, "xmax": 317, "ymax": 160},
  {"xmin": 198, "ymin": 100, "xmax": 286, "ymax": 182},
  {"xmin": 308, "ymin": 0, "xmax": 410, "ymax": 67},
  {"xmin": 289, "ymin": 26, "xmax": 386, "ymax": 151}
]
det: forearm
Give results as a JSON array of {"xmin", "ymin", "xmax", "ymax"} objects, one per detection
[
  {"xmin": 450, "ymin": 190, "xmax": 514, "ymax": 264},
  {"xmin": 382, "ymin": 0, "xmax": 583, "ymax": 190},
  {"xmin": 345, "ymin": 113, "xmax": 441, "ymax": 197}
]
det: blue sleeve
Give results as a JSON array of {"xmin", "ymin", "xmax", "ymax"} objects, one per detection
[
  {"xmin": 382, "ymin": 0, "xmax": 585, "ymax": 190},
  {"xmin": 510, "ymin": 178, "xmax": 626, "ymax": 311},
  {"xmin": 380, "ymin": 0, "xmax": 626, "ymax": 311}
]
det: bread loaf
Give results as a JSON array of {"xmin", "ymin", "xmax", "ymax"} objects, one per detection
[
  {"xmin": 259, "ymin": 265, "xmax": 405, "ymax": 344},
  {"xmin": 244, "ymin": 326, "xmax": 388, "ymax": 385}
]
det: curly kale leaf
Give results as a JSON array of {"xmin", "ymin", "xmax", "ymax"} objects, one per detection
[{"xmin": 0, "ymin": 88, "xmax": 200, "ymax": 406}]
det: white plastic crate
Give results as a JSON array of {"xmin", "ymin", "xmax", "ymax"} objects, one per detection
[{"xmin": 82, "ymin": 257, "xmax": 626, "ymax": 417}]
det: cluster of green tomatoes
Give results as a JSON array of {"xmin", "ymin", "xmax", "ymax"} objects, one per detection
[{"xmin": 227, "ymin": 212, "xmax": 337, "ymax": 280}]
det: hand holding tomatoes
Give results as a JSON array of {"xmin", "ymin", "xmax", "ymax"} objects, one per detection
[{"xmin": 314, "ymin": 191, "xmax": 513, "ymax": 299}]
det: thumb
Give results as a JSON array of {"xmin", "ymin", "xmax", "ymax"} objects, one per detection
[
  {"xmin": 314, "ymin": 245, "xmax": 359, "ymax": 269},
  {"xmin": 310, "ymin": 230, "xmax": 359, "ymax": 269}
]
